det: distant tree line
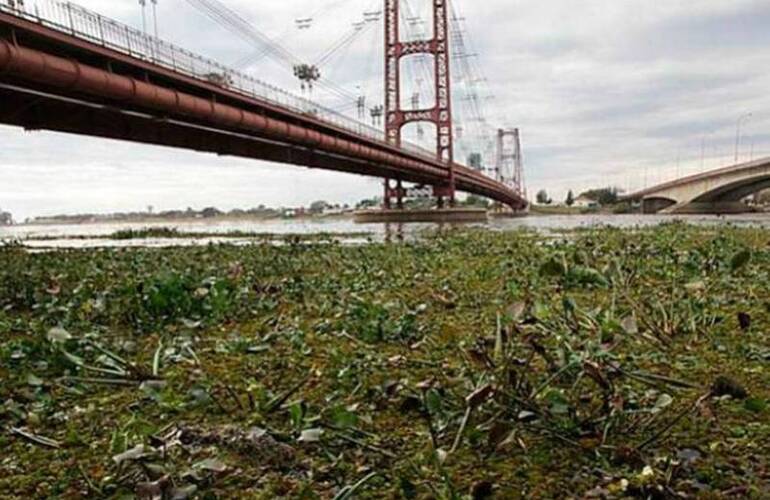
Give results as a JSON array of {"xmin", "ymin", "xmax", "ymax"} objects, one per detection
[
  {"xmin": 534, "ymin": 187, "xmax": 623, "ymax": 207},
  {"xmin": 578, "ymin": 187, "xmax": 622, "ymax": 205},
  {"xmin": 28, "ymin": 205, "xmax": 284, "ymax": 224},
  {"xmin": 26, "ymin": 201, "xmax": 364, "ymax": 224}
]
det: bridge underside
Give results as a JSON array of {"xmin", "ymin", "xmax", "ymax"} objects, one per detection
[
  {"xmin": 625, "ymin": 158, "xmax": 770, "ymax": 214},
  {"xmin": 643, "ymin": 199, "xmax": 757, "ymax": 215},
  {"xmin": 0, "ymin": 83, "xmax": 427, "ymax": 184}
]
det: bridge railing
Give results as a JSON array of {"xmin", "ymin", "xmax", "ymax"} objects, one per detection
[{"xmin": 0, "ymin": 1, "xmax": 440, "ymax": 162}]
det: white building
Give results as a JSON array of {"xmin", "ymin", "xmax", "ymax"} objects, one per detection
[{"xmin": 572, "ymin": 195, "xmax": 599, "ymax": 209}]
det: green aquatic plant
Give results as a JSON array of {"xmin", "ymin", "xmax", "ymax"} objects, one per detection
[{"xmin": 0, "ymin": 224, "xmax": 768, "ymax": 498}]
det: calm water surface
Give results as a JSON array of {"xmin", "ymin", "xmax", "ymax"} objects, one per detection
[{"xmin": 2, "ymin": 213, "xmax": 770, "ymax": 248}]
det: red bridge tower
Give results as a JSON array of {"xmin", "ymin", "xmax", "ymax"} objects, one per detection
[
  {"xmin": 383, "ymin": 0, "xmax": 454, "ymax": 208},
  {"xmin": 496, "ymin": 128, "xmax": 525, "ymax": 197}
]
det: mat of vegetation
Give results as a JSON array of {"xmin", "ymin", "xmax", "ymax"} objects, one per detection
[
  {"xmin": 1, "ymin": 223, "xmax": 769, "ymax": 499},
  {"xmin": 23, "ymin": 227, "xmax": 371, "ymax": 242}
]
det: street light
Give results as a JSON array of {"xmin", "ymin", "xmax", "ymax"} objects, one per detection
[
  {"xmin": 734, "ymin": 112, "xmax": 752, "ymax": 164},
  {"xmin": 151, "ymin": 0, "xmax": 158, "ymax": 38},
  {"xmin": 701, "ymin": 131, "xmax": 716, "ymax": 172}
]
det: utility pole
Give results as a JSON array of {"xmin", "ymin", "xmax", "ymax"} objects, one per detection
[{"xmin": 734, "ymin": 112, "xmax": 752, "ymax": 164}]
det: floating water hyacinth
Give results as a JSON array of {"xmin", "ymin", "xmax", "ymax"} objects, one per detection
[{"xmin": 0, "ymin": 223, "xmax": 768, "ymax": 497}]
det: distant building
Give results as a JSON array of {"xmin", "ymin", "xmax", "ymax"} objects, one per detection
[
  {"xmin": 322, "ymin": 206, "xmax": 345, "ymax": 216},
  {"xmin": 572, "ymin": 195, "xmax": 599, "ymax": 209}
]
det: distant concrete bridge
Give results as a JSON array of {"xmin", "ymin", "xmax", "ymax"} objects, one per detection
[{"xmin": 623, "ymin": 157, "xmax": 770, "ymax": 214}]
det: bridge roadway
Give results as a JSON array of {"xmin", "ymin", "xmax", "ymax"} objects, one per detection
[
  {"xmin": 623, "ymin": 157, "xmax": 770, "ymax": 214},
  {"xmin": 0, "ymin": 7, "xmax": 527, "ymax": 210}
]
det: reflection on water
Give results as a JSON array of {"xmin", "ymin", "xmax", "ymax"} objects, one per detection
[
  {"xmin": 2, "ymin": 213, "xmax": 770, "ymax": 248},
  {"xmin": 384, "ymin": 223, "xmax": 405, "ymax": 243}
]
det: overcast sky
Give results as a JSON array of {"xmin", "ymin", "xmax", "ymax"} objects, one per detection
[{"xmin": 2, "ymin": 0, "xmax": 769, "ymax": 219}]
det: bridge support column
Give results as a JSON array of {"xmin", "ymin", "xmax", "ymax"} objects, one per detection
[
  {"xmin": 383, "ymin": 178, "xmax": 406, "ymax": 209},
  {"xmin": 432, "ymin": 184, "xmax": 455, "ymax": 208},
  {"xmin": 383, "ymin": 179, "xmax": 391, "ymax": 209}
]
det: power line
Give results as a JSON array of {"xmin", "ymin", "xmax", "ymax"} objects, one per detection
[
  {"xmin": 184, "ymin": 0, "xmax": 299, "ymax": 65},
  {"xmin": 184, "ymin": 0, "xmax": 359, "ymax": 104},
  {"xmin": 230, "ymin": 0, "xmax": 354, "ymax": 70}
]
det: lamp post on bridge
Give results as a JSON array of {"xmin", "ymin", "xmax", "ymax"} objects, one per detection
[
  {"xmin": 734, "ymin": 112, "xmax": 752, "ymax": 164},
  {"xmin": 701, "ymin": 131, "xmax": 716, "ymax": 172},
  {"xmin": 138, "ymin": 0, "xmax": 158, "ymax": 37},
  {"xmin": 138, "ymin": 0, "xmax": 147, "ymax": 34},
  {"xmin": 151, "ymin": 0, "xmax": 158, "ymax": 38}
]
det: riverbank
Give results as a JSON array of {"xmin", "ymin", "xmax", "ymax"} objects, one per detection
[
  {"xmin": 1, "ymin": 224, "xmax": 769, "ymax": 497},
  {"xmin": 5, "ymin": 213, "xmax": 770, "ymax": 249},
  {"xmin": 18, "ymin": 212, "xmax": 354, "ymax": 227},
  {"xmin": 529, "ymin": 205, "xmax": 588, "ymax": 215}
]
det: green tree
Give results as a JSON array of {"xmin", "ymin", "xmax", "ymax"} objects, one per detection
[
  {"xmin": 536, "ymin": 189, "xmax": 551, "ymax": 205},
  {"xmin": 464, "ymin": 194, "xmax": 490, "ymax": 208},
  {"xmin": 309, "ymin": 200, "xmax": 329, "ymax": 214},
  {"xmin": 356, "ymin": 198, "xmax": 380, "ymax": 209},
  {"xmin": 579, "ymin": 187, "xmax": 622, "ymax": 205},
  {"xmin": 201, "ymin": 207, "xmax": 222, "ymax": 218},
  {"xmin": 0, "ymin": 209, "xmax": 12, "ymax": 225},
  {"xmin": 565, "ymin": 190, "xmax": 575, "ymax": 207}
]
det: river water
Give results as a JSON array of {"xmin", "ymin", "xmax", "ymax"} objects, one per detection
[{"xmin": 2, "ymin": 213, "xmax": 770, "ymax": 248}]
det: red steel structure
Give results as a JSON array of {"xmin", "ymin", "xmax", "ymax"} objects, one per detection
[
  {"xmin": 496, "ymin": 128, "xmax": 526, "ymax": 197},
  {"xmin": 384, "ymin": 0, "xmax": 454, "ymax": 208},
  {"xmin": 0, "ymin": 3, "xmax": 527, "ymax": 210}
]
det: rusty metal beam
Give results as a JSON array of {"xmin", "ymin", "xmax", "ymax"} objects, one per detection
[{"xmin": 0, "ymin": 84, "xmax": 439, "ymax": 185}]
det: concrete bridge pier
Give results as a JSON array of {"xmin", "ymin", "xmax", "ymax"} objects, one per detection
[
  {"xmin": 359, "ymin": 180, "xmax": 487, "ymax": 223},
  {"xmin": 353, "ymin": 207, "xmax": 488, "ymax": 223}
]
